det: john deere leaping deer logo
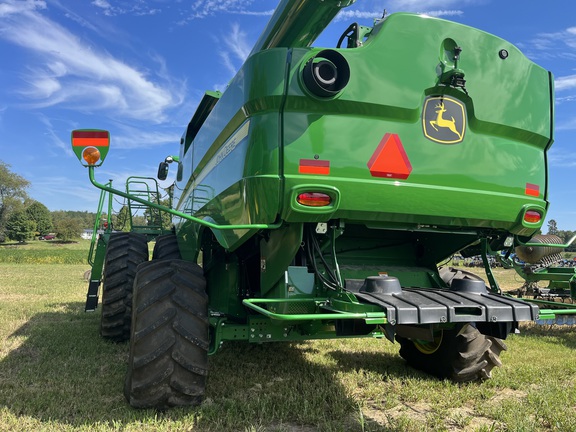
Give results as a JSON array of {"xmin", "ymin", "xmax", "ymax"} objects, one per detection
[{"xmin": 422, "ymin": 96, "xmax": 466, "ymax": 144}]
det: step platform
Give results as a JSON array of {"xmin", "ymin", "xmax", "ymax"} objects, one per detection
[{"xmin": 346, "ymin": 276, "xmax": 539, "ymax": 326}]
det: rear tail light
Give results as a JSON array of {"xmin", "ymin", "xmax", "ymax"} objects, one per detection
[
  {"xmin": 297, "ymin": 192, "xmax": 332, "ymax": 207},
  {"xmin": 524, "ymin": 210, "xmax": 542, "ymax": 224}
]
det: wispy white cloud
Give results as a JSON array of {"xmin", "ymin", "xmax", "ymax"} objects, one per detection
[
  {"xmin": 112, "ymin": 128, "xmax": 180, "ymax": 150},
  {"xmin": 0, "ymin": 1, "xmax": 184, "ymax": 122},
  {"xmin": 36, "ymin": 113, "xmax": 74, "ymax": 157},
  {"xmin": 91, "ymin": 0, "xmax": 161, "ymax": 17},
  {"xmin": 0, "ymin": 0, "xmax": 45, "ymax": 16},
  {"xmin": 555, "ymin": 75, "xmax": 576, "ymax": 92},
  {"xmin": 547, "ymin": 148, "xmax": 576, "ymax": 166},
  {"xmin": 519, "ymin": 27, "xmax": 576, "ymax": 61},
  {"xmin": 516, "ymin": 26, "xmax": 576, "ymax": 107},
  {"xmin": 219, "ymin": 23, "xmax": 251, "ymax": 76},
  {"xmin": 178, "ymin": 0, "xmax": 273, "ymax": 24}
]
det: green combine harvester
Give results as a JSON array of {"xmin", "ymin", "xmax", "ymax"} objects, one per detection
[{"xmin": 71, "ymin": 0, "xmax": 576, "ymax": 409}]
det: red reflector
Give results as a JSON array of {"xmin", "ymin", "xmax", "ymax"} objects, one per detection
[
  {"xmin": 299, "ymin": 159, "xmax": 330, "ymax": 175},
  {"xmin": 72, "ymin": 130, "xmax": 110, "ymax": 147},
  {"xmin": 297, "ymin": 193, "xmax": 332, "ymax": 207},
  {"xmin": 524, "ymin": 210, "xmax": 541, "ymax": 223},
  {"xmin": 525, "ymin": 183, "xmax": 540, "ymax": 197}
]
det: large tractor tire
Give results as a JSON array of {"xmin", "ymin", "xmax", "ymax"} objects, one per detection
[
  {"xmin": 396, "ymin": 323, "xmax": 507, "ymax": 382},
  {"xmin": 100, "ymin": 232, "xmax": 148, "ymax": 342},
  {"xmin": 124, "ymin": 259, "xmax": 209, "ymax": 409},
  {"xmin": 152, "ymin": 234, "xmax": 181, "ymax": 261}
]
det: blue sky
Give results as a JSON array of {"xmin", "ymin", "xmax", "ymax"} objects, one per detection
[{"xmin": 1, "ymin": 0, "xmax": 576, "ymax": 230}]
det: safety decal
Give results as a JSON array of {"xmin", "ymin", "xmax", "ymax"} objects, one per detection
[{"xmin": 422, "ymin": 96, "xmax": 466, "ymax": 144}]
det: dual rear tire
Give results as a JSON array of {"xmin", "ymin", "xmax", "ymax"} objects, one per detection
[{"xmin": 101, "ymin": 233, "xmax": 209, "ymax": 409}]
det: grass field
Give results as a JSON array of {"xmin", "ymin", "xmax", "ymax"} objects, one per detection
[{"xmin": 1, "ymin": 242, "xmax": 576, "ymax": 431}]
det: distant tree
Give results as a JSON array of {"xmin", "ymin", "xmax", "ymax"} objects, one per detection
[
  {"xmin": 547, "ymin": 219, "xmax": 559, "ymax": 236},
  {"xmin": 0, "ymin": 161, "xmax": 30, "ymax": 241},
  {"xmin": 53, "ymin": 216, "xmax": 82, "ymax": 241},
  {"xmin": 6, "ymin": 210, "xmax": 36, "ymax": 242},
  {"xmin": 144, "ymin": 199, "xmax": 172, "ymax": 231},
  {"xmin": 51, "ymin": 210, "xmax": 98, "ymax": 230},
  {"xmin": 559, "ymin": 230, "xmax": 576, "ymax": 252},
  {"xmin": 26, "ymin": 200, "xmax": 53, "ymax": 235},
  {"xmin": 113, "ymin": 205, "xmax": 131, "ymax": 232}
]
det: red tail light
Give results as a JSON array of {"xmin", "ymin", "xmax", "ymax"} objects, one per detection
[
  {"xmin": 524, "ymin": 210, "xmax": 542, "ymax": 224},
  {"xmin": 297, "ymin": 192, "xmax": 332, "ymax": 207}
]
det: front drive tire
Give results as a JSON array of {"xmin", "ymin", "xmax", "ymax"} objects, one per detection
[
  {"xmin": 100, "ymin": 232, "xmax": 148, "ymax": 342},
  {"xmin": 396, "ymin": 323, "xmax": 507, "ymax": 382},
  {"xmin": 124, "ymin": 259, "xmax": 209, "ymax": 409}
]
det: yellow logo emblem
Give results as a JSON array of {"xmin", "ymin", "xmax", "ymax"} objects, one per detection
[{"xmin": 422, "ymin": 96, "xmax": 466, "ymax": 144}]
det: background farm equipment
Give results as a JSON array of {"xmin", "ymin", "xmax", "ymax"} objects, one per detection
[
  {"xmin": 72, "ymin": 0, "xmax": 564, "ymax": 409},
  {"xmin": 496, "ymin": 234, "xmax": 576, "ymax": 325}
]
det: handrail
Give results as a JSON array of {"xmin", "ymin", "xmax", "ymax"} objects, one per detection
[
  {"xmin": 242, "ymin": 298, "xmax": 388, "ymax": 322},
  {"xmin": 88, "ymin": 166, "xmax": 283, "ymax": 231}
]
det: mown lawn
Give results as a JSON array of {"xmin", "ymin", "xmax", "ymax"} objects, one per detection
[{"xmin": 0, "ymin": 244, "xmax": 575, "ymax": 431}]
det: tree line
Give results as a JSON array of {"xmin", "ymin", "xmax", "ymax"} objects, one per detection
[
  {"xmin": 546, "ymin": 219, "xmax": 576, "ymax": 252},
  {"xmin": 0, "ymin": 161, "xmax": 155, "ymax": 243},
  {"xmin": 0, "ymin": 161, "xmax": 94, "ymax": 242}
]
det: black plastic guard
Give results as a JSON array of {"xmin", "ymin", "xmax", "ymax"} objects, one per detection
[{"xmin": 347, "ymin": 284, "xmax": 539, "ymax": 326}]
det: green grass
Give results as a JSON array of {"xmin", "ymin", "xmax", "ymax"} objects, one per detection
[
  {"xmin": 1, "ymin": 259, "xmax": 576, "ymax": 431},
  {"xmin": 0, "ymin": 240, "xmax": 90, "ymax": 264}
]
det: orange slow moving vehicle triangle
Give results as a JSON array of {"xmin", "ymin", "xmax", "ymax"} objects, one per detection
[{"xmin": 367, "ymin": 133, "xmax": 412, "ymax": 180}]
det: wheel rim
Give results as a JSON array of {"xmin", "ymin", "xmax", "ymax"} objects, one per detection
[{"xmin": 413, "ymin": 331, "xmax": 443, "ymax": 355}]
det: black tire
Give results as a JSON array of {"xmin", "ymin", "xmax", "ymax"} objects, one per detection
[
  {"xmin": 124, "ymin": 259, "xmax": 209, "ymax": 409},
  {"xmin": 439, "ymin": 266, "xmax": 485, "ymax": 286},
  {"xmin": 396, "ymin": 323, "xmax": 507, "ymax": 382},
  {"xmin": 100, "ymin": 232, "xmax": 148, "ymax": 342},
  {"xmin": 152, "ymin": 234, "xmax": 181, "ymax": 261}
]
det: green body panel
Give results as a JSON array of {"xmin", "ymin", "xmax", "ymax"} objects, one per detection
[
  {"xmin": 176, "ymin": 13, "xmax": 551, "ymax": 253},
  {"xmin": 281, "ymin": 14, "xmax": 551, "ymax": 232}
]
